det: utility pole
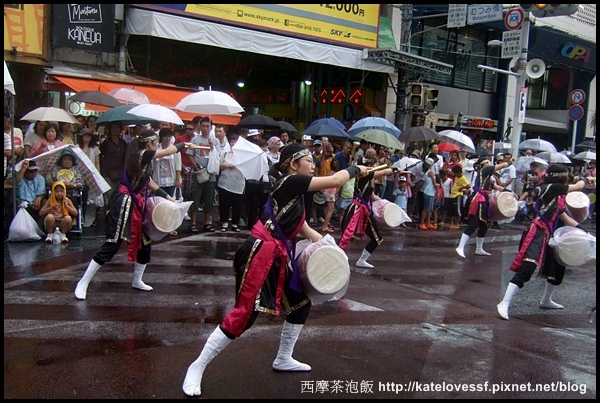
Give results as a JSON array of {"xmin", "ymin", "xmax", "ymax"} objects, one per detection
[
  {"xmin": 394, "ymin": 4, "xmax": 413, "ymax": 131},
  {"xmin": 509, "ymin": 12, "xmax": 531, "ymax": 157}
]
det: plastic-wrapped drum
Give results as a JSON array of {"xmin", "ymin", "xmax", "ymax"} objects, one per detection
[{"xmin": 553, "ymin": 227, "xmax": 594, "ymax": 267}]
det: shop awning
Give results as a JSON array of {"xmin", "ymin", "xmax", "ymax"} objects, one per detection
[
  {"xmin": 53, "ymin": 75, "xmax": 194, "ymax": 109},
  {"xmin": 51, "ymin": 74, "xmax": 241, "ymax": 125}
]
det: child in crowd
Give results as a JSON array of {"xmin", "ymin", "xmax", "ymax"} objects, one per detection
[
  {"xmin": 39, "ymin": 181, "xmax": 78, "ymax": 244},
  {"xmin": 393, "ymin": 175, "xmax": 412, "ymax": 228},
  {"xmin": 448, "ymin": 165, "xmax": 470, "ymax": 230},
  {"xmin": 437, "ymin": 169, "xmax": 453, "ymax": 227},
  {"xmin": 321, "ymin": 159, "xmax": 340, "ymax": 232}
]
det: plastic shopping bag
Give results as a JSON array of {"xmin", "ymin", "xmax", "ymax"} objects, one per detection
[{"xmin": 8, "ymin": 203, "xmax": 45, "ymax": 242}]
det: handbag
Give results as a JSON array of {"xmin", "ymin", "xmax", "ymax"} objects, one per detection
[{"xmin": 194, "ymin": 167, "xmax": 210, "ymax": 184}]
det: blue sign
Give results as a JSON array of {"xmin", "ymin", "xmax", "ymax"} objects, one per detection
[{"xmin": 568, "ymin": 105, "xmax": 584, "ymax": 121}]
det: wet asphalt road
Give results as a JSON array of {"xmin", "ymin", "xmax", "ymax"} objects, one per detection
[{"xmin": 4, "ymin": 216, "xmax": 596, "ymax": 399}]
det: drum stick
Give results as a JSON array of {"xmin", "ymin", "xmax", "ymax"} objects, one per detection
[
  {"xmin": 367, "ymin": 165, "xmax": 390, "ymax": 173},
  {"xmin": 186, "ymin": 144, "xmax": 211, "ymax": 150}
]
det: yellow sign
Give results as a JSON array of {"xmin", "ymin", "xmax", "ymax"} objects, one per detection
[
  {"xmin": 4, "ymin": 4, "xmax": 45, "ymax": 55},
  {"xmin": 182, "ymin": 4, "xmax": 380, "ymax": 49}
]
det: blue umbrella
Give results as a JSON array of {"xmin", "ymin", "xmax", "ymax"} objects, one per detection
[
  {"xmin": 302, "ymin": 117, "xmax": 349, "ymax": 139},
  {"xmin": 347, "ymin": 117, "xmax": 401, "ymax": 139}
]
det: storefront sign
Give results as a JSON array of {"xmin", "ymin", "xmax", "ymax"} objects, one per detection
[
  {"xmin": 52, "ymin": 4, "xmax": 115, "ymax": 52},
  {"xmin": 146, "ymin": 4, "xmax": 380, "ymax": 49},
  {"xmin": 463, "ymin": 118, "xmax": 495, "ymax": 129}
]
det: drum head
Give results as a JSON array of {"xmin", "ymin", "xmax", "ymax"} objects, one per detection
[
  {"xmin": 566, "ymin": 191, "xmax": 591, "ymax": 208},
  {"xmin": 383, "ymin": 203, "xmax": 403, "ymax": 227},
  {"xmin": 152, "ymin": 200, "xmax": 181, "ymax": 232},
  {"xmin": 305, "ymin": 246, "xmax": 350, "ymax": 295},
  {"xmin": 496, "ymin": 192, "xmax": 518, "ymax": 218}
]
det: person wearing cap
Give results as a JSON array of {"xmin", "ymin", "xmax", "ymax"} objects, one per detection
[
  {"xmin": 313, "ymin": 139, "xmax": 323, "ymax": 158},
  {"xmin": 392, "ymin": 174, "xmax": 412, "ymax": 228},
  {"xmin": 182, "ymin": 142, "xmax": 370, "ymax": 398},
  {"xmin": 497, "ymin": 163, "xmax": 595, "ymax": 320},
  {"xmin": 74, "ymin": 129, "xmax": 194, "ymax": 301},
  {"xmin": 13, "ymin": 159, "xmax": 47, "ymax": 226},
  {"xmin": 455, "ymin": 156, "xmax": 513, "ymax": 258}
]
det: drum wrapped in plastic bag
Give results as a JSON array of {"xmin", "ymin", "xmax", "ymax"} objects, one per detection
[
  {"xmin": 143, "ymin": 196, "xmax": 193, "ymax": 241},
  {"xmin": 295, "ymin": 234, "xmax": 350, "ymax": 305},
  {"xmin": 550, "ymin": 226, "xmax": 596, "ymax": 267}
]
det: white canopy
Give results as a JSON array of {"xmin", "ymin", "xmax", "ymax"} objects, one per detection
[{"xmin": 4, "ymin": 61, "xmax": 16, "ymax": 95}]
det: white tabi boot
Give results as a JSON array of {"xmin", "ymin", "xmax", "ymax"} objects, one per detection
[
  {"xmin": 272, "ymin": 322, "xmax": 311, "ymax": 372},
  {"xmin": 182, "ymin": 326, "xmax": 233, "ymax": 397},
  {"xmin": 356, "ymin": 249, "xmax": 374, "ymax": 269},
  {"xmin": 539, "ymin": 283, "xmax": 564, "ymax": 309},
  {"xmin": 74, "ymin": 259, "xmax": 102, "ymax": 300},
  {"xmin": 497, "ymin": 282, "xmax": 520, "ymax": 320},
  {"xmin": 132, "ymin": 262, "xmax": 153, "ymax": 291},
  {"xmin": 475, "ymin": 237, "xmax": 491, "ymax": 256},
  {"xmin": 455, "ymin": 233, "xmax": 470, "ymax": 258}
]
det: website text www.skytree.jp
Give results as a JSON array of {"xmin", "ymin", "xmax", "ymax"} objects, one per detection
[{"xmin": 300, "ymin": 380, "xmax": 587, "ymax": 395}]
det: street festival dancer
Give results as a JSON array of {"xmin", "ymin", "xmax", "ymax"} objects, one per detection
[
  {"xmin": 182, "ymin": 143, "xmax": 368, "ymax": 397},
  {"xmin": 338, "ymin": 147, "xmax": 406, "ymax": 268},
  {"xmin": 497, "ymin": 163, "xmax": 594, "ymax": 320},
  {"xmin": 74, "ymin": 130, "xmax": 194, "ymax": 300},
  {"xmin": 455, "ymin": 156, "xmax": 514, "ymax": 258}
]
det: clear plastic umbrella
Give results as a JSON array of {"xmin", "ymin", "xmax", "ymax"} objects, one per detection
[
  {"xmin": 535, "ymin": 151, "xmax": 572, "ymax": 164},
  {"xmin": 107, "ymin": 88, "xmax": 151, "ymax": 105},
  {"xmin": 518, "ymin": 138, "xmax": 557, "ymax": 153},
  {"xmin": 437, "ymin": 130, "xmax": 476, "ymax": 153},
  {"xmin": 572, "ymin": 150, "xmax": 596, "ymax": 162}
]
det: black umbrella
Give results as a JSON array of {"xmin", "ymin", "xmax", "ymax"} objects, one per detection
[
  {"xmin": 398, "ymin": 126, "xmax": 438, "ymax": 143},
  {"xmin": 68, "ymin": 91, "xmax": 122, "ymax": 108},
  {"xmin": 575, "ymin": 140, "xmax": 596, "ymax": 151},
  {"xmin": 237, "ymin": 114, "xmax": 280, "ymax": 130},
  {"xmin": 277, "ymin": 120, "xmax": 298, "ymax": 133}
]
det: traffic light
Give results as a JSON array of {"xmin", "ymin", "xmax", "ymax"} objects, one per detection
[
  {"xmin": 425, "ymin": 88, "xmax": 439, "ymax": 111},
  {"xmin": 519, "ymin": 4, "xmax": 581, "ymax": 18},
  {"xmin": 409, "ymin": 83, "xmax": 424, "ymax": 107}
]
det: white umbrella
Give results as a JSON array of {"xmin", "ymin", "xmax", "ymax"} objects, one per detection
[
  {"xmin": 572, "ymin": 150, "xmax": 596, "ymax": 162},
  {"xmin": 128, "ymin": 104, "xmax": 184, "ymax": 125},
  {"xmin": 437, "ymin": 130, "xmax": 476, "ymax": 153},
  {"xmin": 175, "ymin": 90, "xmax": 244, "ymax": 115},
  {"xmin": 535, "ymin": 151, "xmax": 572, "ymax": 164},
  {"xmin": 518, "ymin": 138, "xmax": 557, "ymax": 153},
  {"xmin": 21, "ymin": 107, "xmax": 79, "ymax": 124},
  {"xmin": 107, "ymin": 87, "xmax": 151, "ymax": 105},
  {"xmin": 232, "ymin": 136, "xmax": 265, "ymax": 181},
  {"xmin": 4, "ymin": 61, "xmax": 15, "ymax": 95}
]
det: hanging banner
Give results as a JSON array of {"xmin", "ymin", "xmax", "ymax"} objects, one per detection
[{"xmin": 52, "ymin": 4, "xmax": 115, "ymax": 53}]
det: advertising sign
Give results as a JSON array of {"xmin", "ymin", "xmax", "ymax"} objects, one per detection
[
  {"xmin": 145, "ymin": 4, "xmax": 380, "ymax": 49},
  {"xmin": 52, "ymin": 4, "xmax": 115, "ymax": 52}
]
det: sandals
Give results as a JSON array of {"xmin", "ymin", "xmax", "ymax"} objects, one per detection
[
  {"xmin": 190, "ymin": 224, "xmax": 199, "ymax": 233},
  {"xmin": 203, "ymin": 224, "xmax": 216, "ymax": 232},
  {"xmin": 322, "ymin": 227, "xmax": 334, "ymax": 233},
  {"xmin": 231, "ymin": 225, "xmax": 241, "ymax": 232}
]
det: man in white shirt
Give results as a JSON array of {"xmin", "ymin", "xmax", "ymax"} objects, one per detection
[{"xmin": 497, "ymin": 152, "xmax": 517, "ymax": 192}]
